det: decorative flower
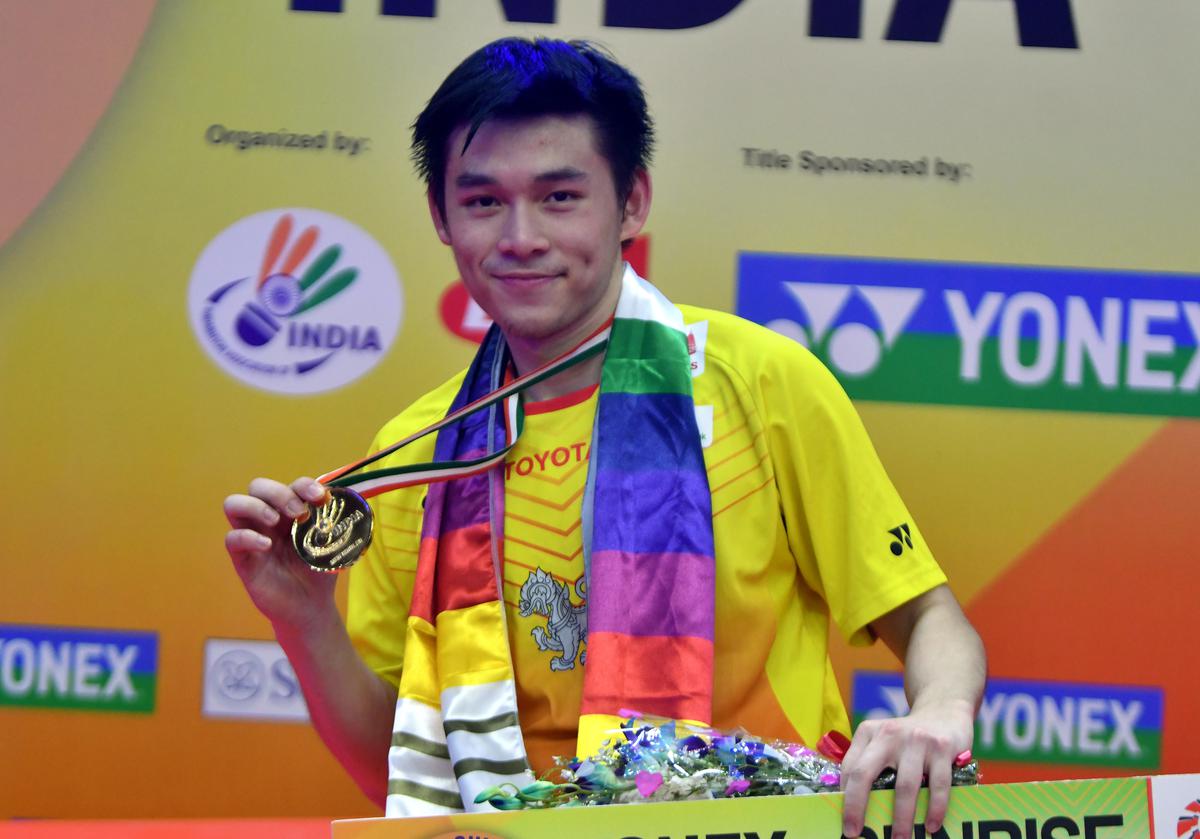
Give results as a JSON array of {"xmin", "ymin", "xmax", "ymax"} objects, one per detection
[
  {"xmin": 479, "ymin": 716, "xmax": 978, "ymax": 811},
  {"xmin": 725, "ymin": 779, "xmax": 751, "ymax": 796},
  {"xmin": 635, "ymin": 771, "xmax": 664, "ymax": 797}
]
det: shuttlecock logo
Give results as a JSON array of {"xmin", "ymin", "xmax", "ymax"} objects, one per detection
[{"xmin": 188, "ymin": 208, "xmax": 403, "ymax": 395}]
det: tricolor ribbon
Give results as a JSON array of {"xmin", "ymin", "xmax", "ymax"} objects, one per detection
[{"xmin": 316, "ymin": 320, "xmax": 612, "ymax": 498}]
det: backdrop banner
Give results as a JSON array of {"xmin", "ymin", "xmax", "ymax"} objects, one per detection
[{"xmin": 2, "ymin": 0, "xmax": 1197, "ymax": 818}]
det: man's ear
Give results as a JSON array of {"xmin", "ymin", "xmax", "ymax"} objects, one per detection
[
  {"xmin": 427, "ymin": 189, "xmax": 452, "ymax": 246},
  {"xmin": 619, "ymin": 169, "xmax": 652, "ymax": 241}
]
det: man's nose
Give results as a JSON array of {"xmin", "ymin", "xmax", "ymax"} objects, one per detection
[{"xmin": 498, "ymin": 203, "xmax": 550, "ymax": 258}]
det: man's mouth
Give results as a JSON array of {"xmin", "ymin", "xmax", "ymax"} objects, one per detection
[{"xmin": 492, "ymin": 271, "xmax": 562, "ymax": 282}]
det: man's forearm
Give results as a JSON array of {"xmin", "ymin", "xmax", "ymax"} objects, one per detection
[
  {"xmin": 842, "ymin": 585, "xmax": 986, "ymax": 839},
  {"xmin": 900, "ymin": 586, "xmax": 986, "ymax": 717},
  {"xmin": 274, "ymin": 607, "xmax": 398, "ymax": 807}
]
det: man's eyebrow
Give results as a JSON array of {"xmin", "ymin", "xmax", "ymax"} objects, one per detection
[
  {"xmin": 452, "ymin": 167, "xmax": 589, "ymax": 189},
  {"xmin": 454, "ymin": 172, "xmax": 497, "ymax": 189},
  {"xmin": 534, "ymin": 167, "xmax": 587, "ymax": 183}
]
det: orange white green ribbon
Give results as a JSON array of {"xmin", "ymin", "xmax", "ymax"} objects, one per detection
[{"xmin": 316, "ymin": 322, "xmax": 611, "ymax": 497}]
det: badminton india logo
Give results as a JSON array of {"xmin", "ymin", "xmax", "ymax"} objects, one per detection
[{"xmin": 188, "ymin": 209, "xmax": 402, "ymax": 395}]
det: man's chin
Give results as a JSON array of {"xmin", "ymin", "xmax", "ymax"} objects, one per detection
[{"xmin": 494, "ymin": 312, "xmax": 577, "ymax": 345}]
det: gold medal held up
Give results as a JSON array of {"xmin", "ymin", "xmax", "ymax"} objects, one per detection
[{"xmin": 291, "ymin": 486, "xmax": 374, "ymax": 572}]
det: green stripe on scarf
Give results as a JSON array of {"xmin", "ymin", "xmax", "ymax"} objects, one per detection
[
  {"xmin": 391, "ymin": 731, "xmax": 452, "ymax": 758},
  {"xmin": 601, "ymin": 319, "xmax": 693, "ymax": 395},
  {"xmin": 387, "ymin": 779, "xmax": 463, "ymax": 810},
  {"xmin": 453, "ymin": 757, "xmax": 533, "ymax": 779},
  {"xmin": 442, "ymin": 711, "xmax": 522, "ymax": 734}
]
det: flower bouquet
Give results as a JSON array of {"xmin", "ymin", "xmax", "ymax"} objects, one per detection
[{"xmin": 475, "ymin": 714, "xmax": 979, "ymax": 811}]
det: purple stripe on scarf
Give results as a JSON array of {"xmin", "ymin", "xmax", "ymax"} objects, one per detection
[
  {"xmin": 595, "ymin": 392, "xmax": 707, "ymax": 473},
  {"xmin": 592, "ymin": 468, "xmax": 715, "ymax": 556},
  {"xmin": 418, "ymin": 448, "xmax": 494, "ymax": 538},
  {"xmin": 587, "ymin": 549, "xmax": 715, "ymax": 640}
]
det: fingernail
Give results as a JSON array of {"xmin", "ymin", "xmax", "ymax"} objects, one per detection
[
  {"xmin": 264, "ymin": 508, "xmax": 280, "ymax": 526},
  {"xmin": 256, "ymin": 534, "xmax": 272, "ymax": 549},
  {"xmin": 286, "ymin": 500, "xmax": 306, "ymax": 518}
]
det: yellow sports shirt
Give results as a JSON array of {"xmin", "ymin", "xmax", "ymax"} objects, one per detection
[{"xmin": 347, "ymin": 305, "xmax": 946, "ymax": 774}]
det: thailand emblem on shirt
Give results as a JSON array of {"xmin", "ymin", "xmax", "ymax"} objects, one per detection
[{"xmin": 518, "ymin": 569, "xmax": 588, "ymax": 672}]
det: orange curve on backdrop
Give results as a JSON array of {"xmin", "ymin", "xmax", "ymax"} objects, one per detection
[
  {"xmin": 966, "ymin": 419, "xmax": 1200, "ymax": 782},
  {"xmin": 0, "ymin": 1, "xmax": 158, "ymax": 249}
]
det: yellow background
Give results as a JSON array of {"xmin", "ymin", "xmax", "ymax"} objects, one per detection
[{"xmin": 1, "ymin": 0, "xmax": 1198, "ymax": 818}]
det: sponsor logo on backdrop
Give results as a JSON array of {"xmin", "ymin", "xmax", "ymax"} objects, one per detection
[
  {"xmin": 0, "ymin": 624, "xmax": 157, "ymax": 713},
  {"xmin": 439, "ymin": 281, "xmax": 493, "ymax": 343},
  {"xmin": 202, "ymin": 638, "xmax": 308, "ymax": 722},
  {"xmin": 1179, "ymin": 800, "xmax": 1200, "ymax": 839},
  {"xmin": 737, "ymin": 253, "xmax": 1200, "ymax": 418},
  {"xmin": 1149, "ymin": 775, "xmax": 1200, "ymax": 839},
  {"xmin": 289, "ymin": 0, "xmax": 1078, "ymax": 48},
  {"xmin": 189, "ymin": 208, "xmax": 402, "ymax": 395},
  {"xmin": 853, "ymin": 670, "xmax": 1163, "ymax": 769}
]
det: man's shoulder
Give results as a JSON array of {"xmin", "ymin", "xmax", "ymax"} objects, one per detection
[
  {"xmin": 368, "ymin": 368, "xmax": 468, "ymax": 453},
  {"xmin": 677, "ymin": 303, "xmax": 831, "ymax": 383}
]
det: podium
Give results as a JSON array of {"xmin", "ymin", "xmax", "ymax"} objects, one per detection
[{"xmin": 332, "ymin": 773, "xmax": 1200, "ymax": 838}]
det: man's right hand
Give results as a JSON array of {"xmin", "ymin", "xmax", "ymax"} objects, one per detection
[
  {"xmin": 222, "ymin": 476, "xmax": 397, "ymax": 806},
  {"xmin": 222, "ymin": 476, "xmax": 338, "ymax": 633}
]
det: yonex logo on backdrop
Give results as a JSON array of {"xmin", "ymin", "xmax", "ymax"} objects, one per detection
[
  {"xmin": 188, "ymin": 208, "xmax": 403, "ymax": 395},
  {"xmin": 0, "ymin": 624, "xmax": 157, "ymax": 713},
  {"xmin": 764, "ymin": 282, "xmax": 923, "ymax": 378},
  {"xmin": 852, "ymin": 671, "xmax": 1163, "ymax": 768},
  {"xmin": 737, "ymin": 252, "xmax": 1200, "ymax": 418}
]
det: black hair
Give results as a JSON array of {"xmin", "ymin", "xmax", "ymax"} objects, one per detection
[{"xmin": 412, "ymin": 37, "xmax": 654, "ymax": 218}]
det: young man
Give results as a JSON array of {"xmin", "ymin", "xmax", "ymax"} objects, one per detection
[{"xmin": 223, "ymin": 37, "xmax": 984, "ymax": 839}]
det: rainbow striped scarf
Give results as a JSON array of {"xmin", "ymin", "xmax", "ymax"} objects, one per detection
[{"xmin": 385, "ymin": 267, "xmax": 715, "ymax": 817}]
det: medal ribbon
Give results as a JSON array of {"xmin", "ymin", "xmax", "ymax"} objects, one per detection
[{"xmin": 317, "ymin": 320, "xmax": 611, "ymax": 498}]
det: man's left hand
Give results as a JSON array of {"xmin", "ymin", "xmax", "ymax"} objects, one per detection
[
  {"xmin": 839, "ymin": 585, "xmax": 985, "ymax": 839},
  {"xmin": 839, "ymin": 699, "xmax": 975, "ymax": 839}
]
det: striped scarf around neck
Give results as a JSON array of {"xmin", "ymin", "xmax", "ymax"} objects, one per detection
[{"xmin": 385, "ymin": 266, "xmax": 715, "ymax": 817}]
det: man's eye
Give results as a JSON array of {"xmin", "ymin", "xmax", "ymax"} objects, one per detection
[
  {"xmin": 466, "ymin": 196, "xmax": 499, "ymax": 209},
  {"xmin": 547, "ymin": 191, "xmax": 579, "ymax": 203}
]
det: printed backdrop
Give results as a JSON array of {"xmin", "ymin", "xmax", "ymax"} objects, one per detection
[{"xmin": 2, "ymin": 0, "xmax": 1198, "ymax": 819}]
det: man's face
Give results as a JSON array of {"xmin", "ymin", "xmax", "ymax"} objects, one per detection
[{"xmin": 430, "ymin": 114, "xmax": 649, "ymax": 358}]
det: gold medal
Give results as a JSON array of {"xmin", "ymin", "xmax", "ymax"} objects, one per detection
[{"xmin": 291, "ymin": 487, "xmax": 374, "ymax": 572}]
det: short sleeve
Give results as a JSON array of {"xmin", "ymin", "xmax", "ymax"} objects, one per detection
[{"xmin": 758, "ymin": 338, "xmax": 947, "ymax": 645}]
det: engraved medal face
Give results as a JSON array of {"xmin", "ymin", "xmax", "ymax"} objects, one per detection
[{"xmin": 291, "ymin": 487, "xmax": 373, "ymax": 573}]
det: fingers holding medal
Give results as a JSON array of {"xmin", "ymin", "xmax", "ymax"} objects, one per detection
[{"xmin": 291, "ymin": 485, "xmax": 374, "ymax": 573}]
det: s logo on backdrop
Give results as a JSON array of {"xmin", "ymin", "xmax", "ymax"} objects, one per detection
[
  {"xmin": 202, "ymin": 638, "xmax": 308, "ymax": 722},
  {"xmin": 188, "ymin": 208, "xmax": 403, "ymax": 395}
]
